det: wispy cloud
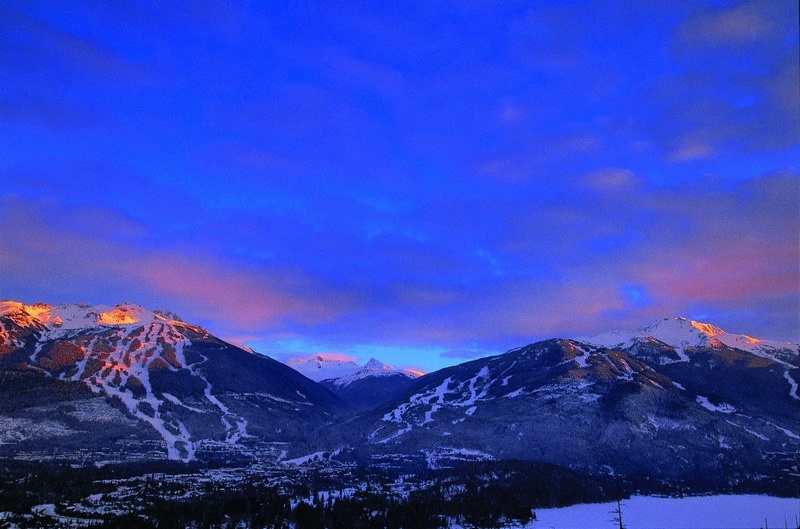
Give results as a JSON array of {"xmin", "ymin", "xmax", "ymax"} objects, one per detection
[
  {"xmin": 2, "ymin": 1, "xmax": 798, "ymax": 372},
  {"xmin": 0, "ymin": 196, "xmax": 358, "ymax": 334}
]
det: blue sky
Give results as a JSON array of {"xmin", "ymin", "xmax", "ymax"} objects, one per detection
[{"xmin": 1, "ymin": 1, "xmax": 798, "ymax": 372}]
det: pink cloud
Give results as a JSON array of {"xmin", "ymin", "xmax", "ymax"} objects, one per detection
[
  {"xmin": 677, "ymin": 2, "xmax": 775, "ymax": 48},
  {"xmin": 0, "ymin": 196, "xmax": 357, "ymax": 333},
  {"xmin": 635, "ymin": 240, "xmax": 798, "ymax": 304},
  {"xmin": 125, "ymin": 254, "xmax": 341, "ymax": 328},
  {"xmin": 666, "ymin": 142, "xmax": 716, "ymax": 162}
]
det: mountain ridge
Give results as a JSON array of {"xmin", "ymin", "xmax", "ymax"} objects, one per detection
[
  {"xmin": 0, "ymin": 300, "xmax": 344, "ymax": 462},
  {"xmin": 1, "ymin": 301, "xmax": 797, "ymax": 495}
]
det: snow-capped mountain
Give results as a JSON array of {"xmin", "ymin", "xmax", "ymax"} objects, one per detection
[
  {"xmin": 327, "ymin": 358, "xmax": 422, "ymax": 387},
  {"xmin": 582, "ymin": 317, "xmax": 798, "ymax": 367},
  {"xmin": 335, "ymin": 319, "xmax": 798, "ymax": 492},
  {"xmin": 283, "ymin": 355, "xmax": 424, "ymax": 411},
  {"xmin": 0, "ymin": 301, "xmax": 341, "ymax": 462},
  {"xmin": 2, "ymin": 303, "xmax": 797, "ymax": 494},
  {"xmin": 285, "ymin": 353, "xmax": 362, "ymax": 382},
  {"xmin": 320, "ymin": 358, "xmax": 424, "ymax": 411}
]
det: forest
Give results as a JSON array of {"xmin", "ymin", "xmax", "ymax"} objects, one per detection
[{"xmin": 0, "ymin": 459, "xmax": 629, "ymax": 528}]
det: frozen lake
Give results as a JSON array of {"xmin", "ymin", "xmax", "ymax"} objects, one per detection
[{"xmin": 529, "ymin": 495, "xmax": 800, "ymax": 529}]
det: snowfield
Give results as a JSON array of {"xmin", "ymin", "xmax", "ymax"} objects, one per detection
[{"xmin": 519, "ymin": 495, "xmax": 799, "ymax": 529}]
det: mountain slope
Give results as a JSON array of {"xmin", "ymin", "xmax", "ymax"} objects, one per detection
[
  {"xmin": 319, "ymin": 358, "xmax": 422, "ymax": 411},
  {"xmin": 584, "ymin": 317, "xmax": 799, "ymax": 370},
  {"xmin": 2, "ymin": 304, "xmax": 797, "ymax": 494},
  {"xmin": 0, "ymin": 301, "xmax": 342, "ymax": 462},
  {"xmin": 336, "ymin": 321, "xmax": 798, "ymax": 492}
]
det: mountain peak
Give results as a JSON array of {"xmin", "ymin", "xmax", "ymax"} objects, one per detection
[
  {"xmin": 0, "ymin": 300, "xmax": 181, "ymax": 332},
  {"xmin": 580, "ymin": 316, "xmax": 796, "ymax": 363},
  {"xmin": 286, "ymin": 353, "xmax": 361, "ymax": 382},
  {"xmin": 364, "ymin": 358, "xmax": 392, "ymax": 371},
  {"xmin": 682, "ymin": 318, "xmax": 725, "ymax": 337}
]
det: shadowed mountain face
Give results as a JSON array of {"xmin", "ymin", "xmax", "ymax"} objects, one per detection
[
  {"xmin": 0, "ymin": 302, "xmax": 342, "ymax": 462},
  {"xmin": 335, "ymin": 330, "xmax": 798, "ymax": 491},
  {"xmin": 318, "ymin": 358, "xmax": 421, "ymax": 412},
  {"xmin": 1, "ymin": 302, "xmax": 797, "ymax": 493}
]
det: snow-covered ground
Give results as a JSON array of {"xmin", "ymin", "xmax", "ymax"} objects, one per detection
[{"xmin": 523, "ymin": 495, "xmax": 799, "ymax": 529}]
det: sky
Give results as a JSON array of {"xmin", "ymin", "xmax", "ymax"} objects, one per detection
[{"xmin": 1, "ymin": 0, "xmax": 798, "ymax": 372}]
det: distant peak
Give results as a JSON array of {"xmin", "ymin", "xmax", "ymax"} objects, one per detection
[
  {"xmin": 364, "ymin": 358, "xmax": 391, "ymax": 370},
  {"xmin": 285, "ymin": 353, "xmax": 361, "ymax": 382}
]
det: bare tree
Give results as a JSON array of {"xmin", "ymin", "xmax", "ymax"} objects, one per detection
[{"xmin": 610, "ymin": 499, "xmax": 625, "ymax": 529}]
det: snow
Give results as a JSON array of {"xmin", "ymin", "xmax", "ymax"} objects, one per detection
[
  {"xmin": 0, "ymin": 301, "xmax": 256, "ymax": 461},
  {"xmin": 761, "ymin": 420, "xmax": 800, "ymax": 440},
  {"xmin": 571, "ymin": 343, "xmax": 593, "ymax": 368},
  {"xmin": 725, "ymin": 419, "xmax": 770, "ymax": 441},
  {"xmin": 376, "ymin": 424, "xmax": 412, "ymax": 443},
  {"xmin": 378, "ymin": 364, "xmax": 503, "ymax": 440},
  {"xmin": 504, "ymin": 388, "xmax": 525, "ymax": 399},
  {"xmin": 374, "ymin": 376, "xmax": 460, "ymax": 441},
  {"xmin": 185, "ymin": 349, "xmax": 249, "ymax": 444},
  {"xmin": 423, "ymin": 447, "xmax": 495, "ymax": 469},
  {"xmin": 524, "ymin": 495, "xmax": 799, "ymax": 529},
  {"xmin": 458, "ymin": 366, "xmax": 492, "ymax": 407},
  {"xmin": 574, "ymin": 353, "xmax": 589, "ymax": 368},
  {"xmin": 285, "ymin": 353, "xmax": 361, "ymax": 381},
  {"xmin": 162, "ymin": 393, "xmax": 206, "ymax": 413},
  {"xmin": 330, "ymin": 357, "xmax": 421, "ymax": 387},
  {"xmin": 696, "ymin": 395, "xmax": 736, "ymax": 414},
  {"xmin": 423, "ymin": 404, "xmax": 441, "ymax": 425},
  {"xmin": 646, "ymin": 413, "xmax": 695, "ymax": 431},
  {"xmin": 784, "ymin": 371, "xmax": 799, "ymax": 400},
  {"xmin": 32, "ymin": 503, "xmax": 102, "ymax": 526},
  {"xmin": 282, "ymin": 451, "xmax": 328, "ymax": 465},
  {"xmin": 284, "ymin": 353, "xmax": 425, "ymax": 385},
  {"xmin": 1, "ymin": 301, "xmax": 177, "ymax": 334},
  {"xmin": 580, "ymin": 317, "xmax": 798, "ymax": 364}
]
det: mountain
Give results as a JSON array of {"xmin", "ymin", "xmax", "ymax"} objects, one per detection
[
  {"xmin": 582, "ymin": 317, "xmax": 799, "ymax": 368},
  {"xmin": 285, "ymin": 353, "xmax": 361, "ymax": 382},
  {"xmin": 335, "ymin": 318, "xmax": 798, "ymax": 492},
  {"xmin": 319, "ymin": 358, "xmax": 423, "ymax": 411},
  {"xmin": 0, "ymin": 301, "xmax": 342, "ymax": 463},
  {"xmin": 1, "ymin": 303, "xmax": 797, "ymax": 495}
]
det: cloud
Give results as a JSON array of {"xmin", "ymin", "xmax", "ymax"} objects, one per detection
[
  {"xmin": 0, "ymin": 196, "xmax": 358, "ymax": 335},
  {"xmin": 0, "ymin": 5, "xmax": 146, "ymax": 80},
  {"xmin": 125, "ymin": 254, "xmax": 340, "ymax": 328},
  {"xmin": 676, "ymin": 2, "xmax": 777, "ymax": 49},
  {"xmin": 2, "ymin": 0, "xmax": 798, "ymax": 369},
  {"xmin": 8, "ymin": 169, "xmax": 794, "ymax": 361},
  {"xmin": 642, "ymin": 0, "xmax": 800, "ymax": 161},
  {"xmin": 665, "ymin": 142, "xmax": 716, "ymax": 163},
  {"xmin": 582, "ymin": 168, "xmax": 637, "ymax": 190}
]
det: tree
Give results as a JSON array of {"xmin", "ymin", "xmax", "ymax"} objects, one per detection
[{"xmin": 610, "ymin": 499, "xmax": 625, "ymax": 529}]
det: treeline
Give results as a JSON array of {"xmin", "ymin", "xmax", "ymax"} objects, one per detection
[
  {"xmin": 0, "ymin": 459, "xmax": 203, "ymax": 512},
  {"xmin": 101, "ymin": 461, "xmax": 628, "ymax": 528},
  {"xmin": 2, "ymin": 459, "xmax": 633, "ymax": 528}
]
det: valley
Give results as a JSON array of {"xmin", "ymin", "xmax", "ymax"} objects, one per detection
[{"xmin": 0, "ymin": 301, "xmax": 798, "ymax": 528}]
